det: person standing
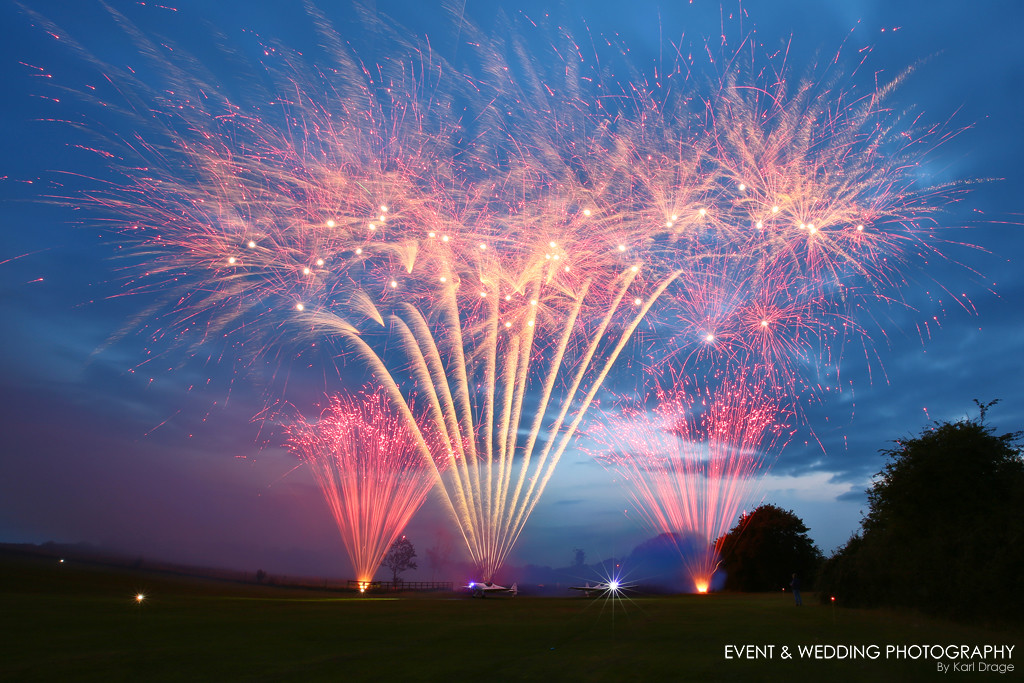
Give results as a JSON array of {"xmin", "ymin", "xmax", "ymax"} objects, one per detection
[{"xmin": 790, "ymin": 573, "xmax": 802, "ymax": 606}]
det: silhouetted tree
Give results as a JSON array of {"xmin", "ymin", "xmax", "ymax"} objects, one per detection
[
  {"xmin": 717, "ymin": 504, "xmax": 822, "ymax": 591},
  {"xmin": 572, "ymin": 548, "xmax": 586, "ymax": 567},
  {"xmin": 818, "ymin": 401, "xmax": 1023, "ymax": 620},
  {"xmin": 382, "ymin": 536, "xmax": 418, "ymax": 586}
]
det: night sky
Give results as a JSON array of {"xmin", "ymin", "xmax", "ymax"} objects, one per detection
[{"xmin": 2, "ymin": 0, "xmax": 1021, "ymax": 581}]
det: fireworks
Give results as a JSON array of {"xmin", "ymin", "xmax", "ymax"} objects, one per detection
[
  {"xmin": 286, "ymin": 390, "xmax": 446, "ymax": 585},
  {"xmin": 588, "ymin": 373, "xmax": 794, "ymax": 592},
  {"xmin": 577, "ymin": 41, "xmax": 966, "ymax": 592},
  {"xmin": 24, "ymin": 4, "xmax": 970, "ymax": 583}
]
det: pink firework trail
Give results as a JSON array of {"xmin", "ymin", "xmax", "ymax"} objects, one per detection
[
  {"xmin": 286, "ymin": 390, "xmax": 447, "ymax": 586},
  {"xmin": 21, "ymin": 4, "xmax": 977, "ymax": 581},
  {"xmin": 590, "ymin": 372, "xmax": 794, "ymax": 593}
]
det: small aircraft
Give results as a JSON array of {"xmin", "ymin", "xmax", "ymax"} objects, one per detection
[
  {"xmin": 568, "ymin": 580, "xmax": 622, "ymax": 597},
  {"xmin": 468, "ymin": 581, "xmax": 518, "ymax": 598}
]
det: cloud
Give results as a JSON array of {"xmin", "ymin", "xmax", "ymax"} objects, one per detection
[{"xmin": 759, "ymin": 470, "xmax": 863, "ymax": 505}]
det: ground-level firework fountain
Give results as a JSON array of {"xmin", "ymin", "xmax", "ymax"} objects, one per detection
[
  {"xmin": 589, "ymin": 372, "xmax": 792, "ymax": 592},
  {"xmin": 321, "ymin": 253, "xmax": 684, "ymax": 582},
  {"xmin": 286, "ymin": 390, "xmax": 446, "ymax": 586}
]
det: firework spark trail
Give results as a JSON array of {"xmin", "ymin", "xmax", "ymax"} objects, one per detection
[
  {"xmin": 285, "ymin": 390, "xmax": 447, "ymax": 585},
  {"xmin": 328, "ymin": 209, "xmax": 688, "ymax": 579},
  {"xmin": 578, "ymin": 48, "xmax": 964, "ymax": 589},
  {"xmin": 56, "ymin": 6, "xmax": 695, "ymax": 580},
  {"xmin": 25, "ymin": 4, "xmax": 972, "ymax": 581},
  {"xmin": 589, "ymin": 372, "xmax": 794, "ymax": 592}
]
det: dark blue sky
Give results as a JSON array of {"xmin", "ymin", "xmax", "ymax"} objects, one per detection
[{"xmin": 1, "ymin": 0, "xmax": 1021, "ymax": 579}]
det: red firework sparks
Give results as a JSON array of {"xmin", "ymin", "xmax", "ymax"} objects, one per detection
[
  {"xmin": 285, "ymin": 390, "xmax": 448, "ymax": 585},
  {"xmin": 588, "ymin": 371, "xmax": 795, "ymax": 592}
]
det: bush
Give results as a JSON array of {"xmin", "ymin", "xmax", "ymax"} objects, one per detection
[
  {"xmin": 817, "ymin": 402, "xmax": 1023, "ymax": 621},
  {"xmin": 717, "ymin": 504, "xmax": 822, "ymax": 591}
]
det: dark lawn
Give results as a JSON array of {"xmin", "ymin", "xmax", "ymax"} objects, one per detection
[{"xmin": 1, "ymin": 553, "xmax": 1019, "ymax": 681}]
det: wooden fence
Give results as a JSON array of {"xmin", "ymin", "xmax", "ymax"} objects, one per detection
[{"xmin": 346, "ymin": 580, "xmax": 454, "ymax": 592}]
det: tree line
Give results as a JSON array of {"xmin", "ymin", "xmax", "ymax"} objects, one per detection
[
  {"xmin": 717, "ymin": 401, "xmax": 1021, "ymax": 622},
  {"xmin": 815, "ymin": 401, "xmax": 1022, "ymax": 621}
]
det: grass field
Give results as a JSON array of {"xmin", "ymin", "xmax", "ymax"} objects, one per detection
[{"xmin": 1, "ymin": 552, "xmax": 1019, "ymax": 682}]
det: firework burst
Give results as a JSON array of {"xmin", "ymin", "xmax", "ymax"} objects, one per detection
[
  {"xmin": 285, "ymin": 390, "xmax": 447, "ymax": 586},
  {"xmin": 589, "ymin": 370, "xmax": 794, "ymax": 592},
  {"xmin": 23, "ymin": 3, "xmax": 972, "ymax": 582}
]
